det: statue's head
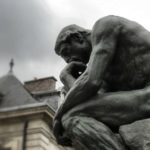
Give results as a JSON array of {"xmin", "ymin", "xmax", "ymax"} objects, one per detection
[{"xmin": 55, "ymin": 24, "xmax": 92, "ymax": 64}]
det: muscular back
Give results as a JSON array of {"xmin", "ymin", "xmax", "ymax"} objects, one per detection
[{"xmin": 93, "ymin": 16, "xmax": 150, "ymax": 91}]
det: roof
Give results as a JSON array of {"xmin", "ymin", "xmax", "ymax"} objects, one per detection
[
  {"xmin": 24, "ymin": 76, "xmax": 57, "ymax": 84},
  {"xmin": 0, "ymin": 72, "xmax": 37, "ymax": 108},
  {"xmin": 32, "ymin": 90, "xmax": 60, "ymax": 111}
]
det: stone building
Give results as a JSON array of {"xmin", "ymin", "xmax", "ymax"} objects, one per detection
[{"xmin": 0, "ymin": 70, "xmax": 75, "ymax": 150}]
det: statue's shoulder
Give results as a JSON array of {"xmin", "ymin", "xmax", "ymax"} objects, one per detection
[
  {"xmin": 93, "ymin": 15, "xmax": 123, "ymax": 29},
  {"xmin": 92, "ymin": 15, "xmax": 123, "ymax": 36},
  {"xmin": 99, "ymin": 15, "xmax": 121, "ymax": 21}
]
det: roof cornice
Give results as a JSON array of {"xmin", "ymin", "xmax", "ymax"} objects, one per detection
[{"xmin": 0, "ymin": 103, "xmax": 55, "ymax": 127}]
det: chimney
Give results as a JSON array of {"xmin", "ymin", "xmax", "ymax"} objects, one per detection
[{"xmin": 24, "ymin": 76, "xmax": 57, "ymax": 93}]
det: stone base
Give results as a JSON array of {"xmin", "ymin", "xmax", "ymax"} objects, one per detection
[{"xmin": 119, "ymin": 119, "xmax": 150, "ymax": 150}]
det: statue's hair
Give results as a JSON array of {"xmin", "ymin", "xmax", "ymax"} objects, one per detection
[{"xmin": 55, "ymin": 24, "xmax": 91, "ymax": 55}]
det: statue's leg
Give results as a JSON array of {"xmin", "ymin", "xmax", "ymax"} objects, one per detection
[
  {"xmin": 61, "ymin": 86, "xmax": 150, "ymax": 150},
  {"xmin": 63, "ymin": 86, "xmax": 150, "ymax": 128},
  {"xmin": 62, "ymin": 113, "xmax": 127, "ymax": 150}
]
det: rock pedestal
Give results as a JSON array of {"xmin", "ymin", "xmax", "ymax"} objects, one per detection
[{"xmin": 119, "ymin": 119, "xmax": 150, "ymax": 150}]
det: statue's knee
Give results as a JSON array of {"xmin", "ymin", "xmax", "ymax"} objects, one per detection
[{"xmin": 62, "ymin": 114, "xmax": 80, "ymax": 133}]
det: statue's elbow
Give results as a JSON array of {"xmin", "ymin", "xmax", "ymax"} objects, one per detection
[
  {"xmin": 87, "ymin": 79, "xmax": 101, "ymax": 91},
  {"xmin": 59, "ymin": 71, "xmax": 67, "ymax": 83}
]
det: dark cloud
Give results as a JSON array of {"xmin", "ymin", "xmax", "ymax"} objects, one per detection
[{"xmin": 0, "ymin": 0, "xmax": 67, "ymax": 87}]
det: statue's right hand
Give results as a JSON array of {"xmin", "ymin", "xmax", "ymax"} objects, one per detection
[{"xmin": 60, "ymin": 61, "xmax": 86, "ymax": 79}]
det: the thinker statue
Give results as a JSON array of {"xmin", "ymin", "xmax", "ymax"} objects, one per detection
[{"xmin": 53, "ymin": 15, "xmax": 150, "ymax": 150}]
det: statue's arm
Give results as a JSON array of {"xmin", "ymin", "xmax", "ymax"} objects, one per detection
[
  {"xmin": 55, "ymin": 16, "xmax": 121, "ymax": 119},
  {"xmin": 60, "ymin": 67, "xmax": 76, "ymax": 92},
  {"xmin": 60, "ymin": 61, "xmax": 86, "ymax": 91}
]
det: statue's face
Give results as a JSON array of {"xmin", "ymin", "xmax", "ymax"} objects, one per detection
[{"xmin": 59, "ymin": 37, "xmax": 91, "ymax": 64}]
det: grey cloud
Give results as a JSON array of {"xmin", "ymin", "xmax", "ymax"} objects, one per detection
[
  {"xmin": 0, "ymin": 0, "xmax": 92, "ymax": 87},
  {"xmin": 0, "ymin": 0, "xmax": 66, "ymax": 86},
  {"xmin": 0, "ymin": 0, "xmax": 55, "ymax": 60}
]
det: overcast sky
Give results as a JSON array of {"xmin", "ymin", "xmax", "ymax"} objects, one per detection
[{"xmin": 1, "ymin": 0, "xmax": 150, "ymax": 88}]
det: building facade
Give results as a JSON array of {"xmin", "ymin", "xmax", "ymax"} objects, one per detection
[{"xmin": 0, "ymin": 72, "xmax": 78, "ymax": 150}]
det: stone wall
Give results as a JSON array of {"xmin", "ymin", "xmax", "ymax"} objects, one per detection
[
  {"xmin": 0, "ymin": 120, "xmax": 24, "ymax": 150},
  {"xmin": 0, "ymin": 105, "xmax": 74, "ymax": 150},
  {"xmin": 0, "ymin": 118, "xmax": 74, "ymax": 150}
]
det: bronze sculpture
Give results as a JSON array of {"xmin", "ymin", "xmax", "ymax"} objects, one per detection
[{"xmin": 53, "ymin": 15, "xmax": 150, "ymax": 150}]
